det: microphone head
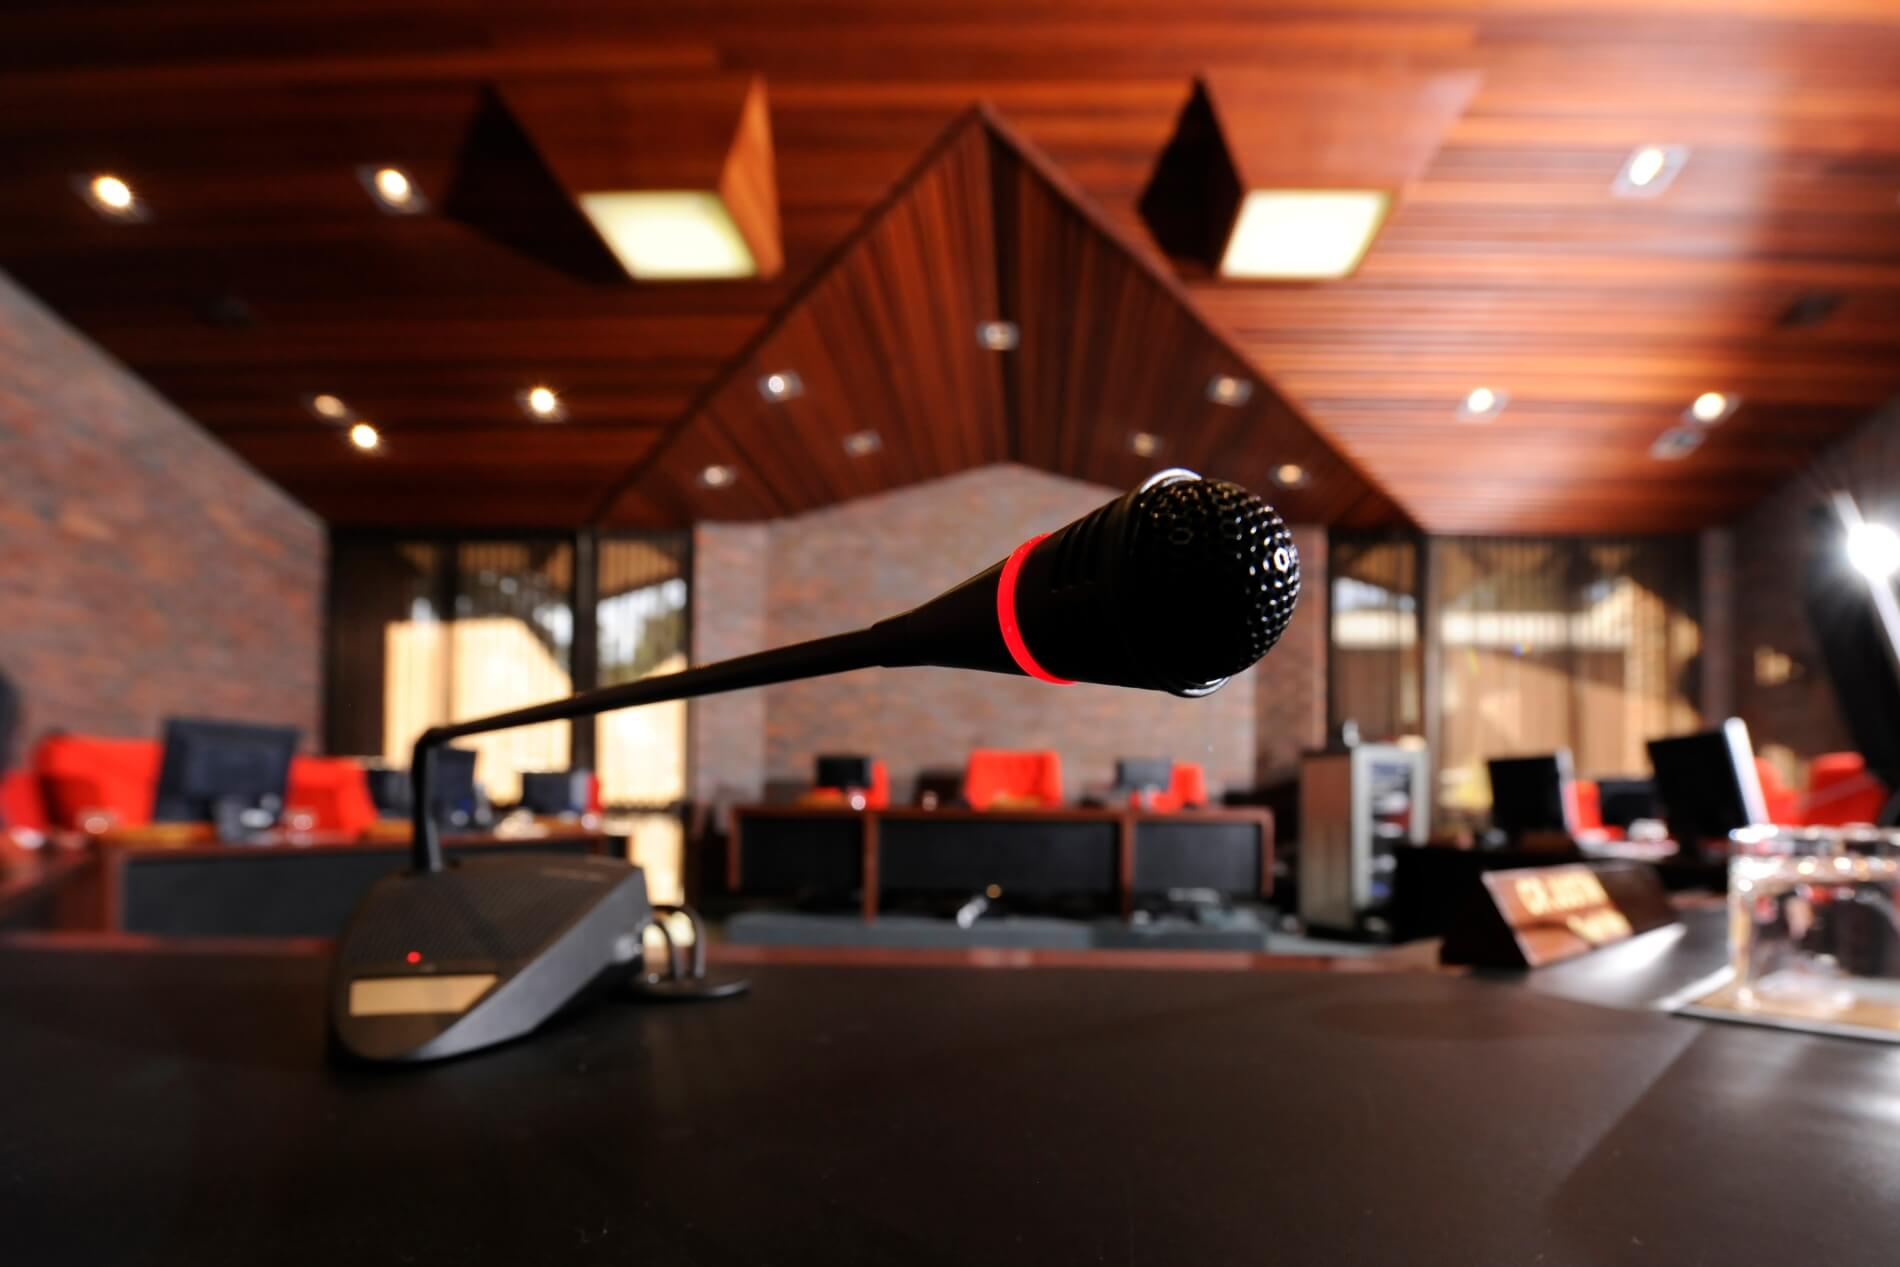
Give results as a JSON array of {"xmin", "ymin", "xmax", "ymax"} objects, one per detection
[
  {"xmin": 872, "ymin": 470, "xmax": 1301, "ymax": 696},
  {"xmin": 1010, "ymin": 471, "xmax": 1300, "ymax": 695},
  {"xmin": 1119, "ymin": 474, "xmax": 1301, "ymax": 691}
]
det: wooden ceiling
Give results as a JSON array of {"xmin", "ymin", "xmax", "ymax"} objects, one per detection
[
  {"xmin": 600, "ymin": 110, "xmax": 1404, "ymax": 528},
  {"xmin": 4, "ymin": 1, "xmax": 1900, "ymax": 534}
]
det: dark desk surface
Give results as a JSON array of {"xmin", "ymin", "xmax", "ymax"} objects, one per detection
[{"xmin": 5, "ymin": 936, "xmax": 1900, "ymax": 1265}]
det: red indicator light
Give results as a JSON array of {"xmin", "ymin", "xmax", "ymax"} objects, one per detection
[{"xmin": 405, "ymin": 951, "xmax": 422, "ymax": 965}]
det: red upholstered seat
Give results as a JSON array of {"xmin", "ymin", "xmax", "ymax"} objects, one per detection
[
  {"xmin": 0, "ymin": 768, "xmax": 49, "ymax": 833},
  {"xmin": 1137, "ymin": 762, "xmax": 1211, "ymax": 812},
  {"xmin": 1804, "ymin": 751, "xmax": 1890, "ymax": 827},
  {"xmin": 1755, "ymin": 758, "xmax": 1801, "ymax": 827},
  {"xmin": 1570, "ymin": 779, "xmax": 1602, "ymax": 832},
  {"xmin": 964, "ymin": 750, "xmax": 1063, "ymax": 810},
  {"xmin": 35, "ymin": 735, "xmax": 160, "ymax": 828},
  {"xmin": 287, "ymin": 757, "xmax": 379, "ymax": 837}
]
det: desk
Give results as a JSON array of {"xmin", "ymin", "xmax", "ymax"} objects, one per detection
[
  {"xmin": 2, "ymin": 934, "xmax": 1897, "ymax": 1265},
  {"xmin": 74, "ymin": 825, "xmax": 618, "ymax": 936},
  {"xmin": 730, "ymin": 805, "xmax": 1273, "ymax": 919}
]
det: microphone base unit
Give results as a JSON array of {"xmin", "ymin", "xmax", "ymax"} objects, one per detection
[{"xmin": 332, "ymin": 853, "xmax": 733, "ymax": 1064}]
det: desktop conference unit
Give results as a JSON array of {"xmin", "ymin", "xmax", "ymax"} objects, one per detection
[{"xmin": 1299, "ymin": 743, "xmax": 1430, "ymax": 936}]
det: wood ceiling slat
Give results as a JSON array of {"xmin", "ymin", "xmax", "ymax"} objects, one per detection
[{"xmin": 4, "ymin": 0, "xmax": 1900, "ymax": 530}]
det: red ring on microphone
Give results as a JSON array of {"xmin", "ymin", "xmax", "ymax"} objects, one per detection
[{"xmin": 997, "ymin": 533, "xmax": 1074, "ymax": 685}]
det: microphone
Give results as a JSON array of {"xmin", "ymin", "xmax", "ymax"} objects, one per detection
[
  {"xmin": 405, "ymin": 469, "xmax": 1299, "ymax": 873},
  {"xmin": 874, "ymin": 468, "xmax": 1301, "ymax": 695},
  {"xmin": 334, "ymin": 470, "xmax": 1298, "ymax": 1063}
]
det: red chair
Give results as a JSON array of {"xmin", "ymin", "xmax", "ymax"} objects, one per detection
[
  {"xmin": 1136, "ymin": 762, "xmax": 1211, "ymax": 812},
  {"xmin": 1569, "ymin": 779, "xmax": 1602, "ymax": 832},
  {"xmin": 1755, "ymin": 758, "xmax": 1801, "ymax": 827},
  {"xmin": 0, "ymin": 768, "xmax": 49, "ymax": 834},
  {"xmin": 1804, "ymin": 752, "xmax": 1890, "ymax": 827},
  {"xmin": 964, "ymin": 750, "xmax": 1063, "ymax": 810},
  {"xmin": 34, "ymin": 735, "xmax": 160, "ymax": 828},
  {"xmin": 287, "ymin": 757, "xmax": 379, "ymax": 837}
]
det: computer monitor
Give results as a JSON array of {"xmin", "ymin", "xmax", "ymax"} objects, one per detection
[
  {"xmin": 152, "ymin": 718, "xmax": 299, "ymax": 831},
  {"xmin": 521, "ymin": 769, "xmax": 591, "ymax": 817},
  {"xmin": 1594, "ymin": 777, "xmax": 1661, "ymax": 831},
  {"xmin": 814, "ymin": 754, "xmax": 874, "ymax": 791},
  {"xmin": 1805, "ymin": 496, "xmax": 1900, "ymax": 824},
  {"xmin": 431, "ymin": 746, "xmax": 480, "ymax": 828},
  {"xmin": 1115, "ymin": 758, "xmax": 1173, "ymax": 792},
  {"xmin": 1647, "ymin": 719, "xmax": 1769, "ymax": 857},
  {"xmin": 1487, "ymin": 752, "xmax": 1574, "ymax": 841}
]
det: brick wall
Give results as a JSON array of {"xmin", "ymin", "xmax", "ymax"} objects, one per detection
[
  {"xmin": 1731, "ymin": 395, "xmax": 1900, "ymax": 765},
  {"xmin": 0, "ymin": 270, "xmax": 324, "ymax": 751},
  {"xmin": 689, "ymin": 522, "xmax": 770, "ymax": 802},
  {"xmin": 689, "ymin": 464, "xmax": 1327, "ymax": 803}
]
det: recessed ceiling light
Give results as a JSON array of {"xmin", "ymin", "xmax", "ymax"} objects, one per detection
[
  {"xmin": 305, "ymin": 393, "xmax": 349, "ymax": 421},
  {"xmin": 1458, "ymin": 386, "xmax": 1507, "ymax": 421},
  {"xmin": 757, "ymin": 370, "xmax": 804, "ymax": 403},
  {"xmin": 578, "ymin": 191, "xmax": 758, "ymax": 280},
  {"xmin": 1217, "ymin": 189, "xmax": 1390, "ymax": 280},
  {"xmin": 77, "ymin": 172, "xmax": 148, "ymax": 222},
  {"xmin": 1613, "ymin": 145, "xmax": 1688, "ymax": 197},
  {"xmin": 698, "ymin": 463, "xmax": 737, "ymax": 489},
  {"xmin": 348, "ymin": 421, "xmax": 382, "ymax": 452},
  {"xmin": 1686, "ymin": 391, "xmax": 1738, "ymax": 425},
  {"xmin": 976, "ymin": 321, "xmax": 1019, "ymax": 351},
  {"xmin": 1206, "ymin": 374, "xmax": 1254, "ymax": 407},
  {"xmin": 842, "ymin": 430, "xmax": 882, "ymax": 457},
  {"xmin": 359, "ymin": 165, "xmax": 428, "ymax": 215},
  {"xmin": 1130, "ymin": 432, "xmax": 1163, "ymax": 458},
  {"xmin": 1650, "ymin": 427, "xmax": 1703, "ymax": 461},
  {"xmin": 518, "ymin": 385, "xmax": 567, "ymax": 422},
  {"xmin": 1272, "ymin": 463, "xmax": 1310, "ymax": 488}
]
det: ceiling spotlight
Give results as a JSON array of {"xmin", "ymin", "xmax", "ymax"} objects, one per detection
[
  {"xmin": 1650, "ymin": 427, "xmax": 1703, "ymax": 461},
  {"xmin": 842, "ymin": 430, "xmax": 882, "ymax": 457},
  {"xmin": 1846, "ymin": 521, "xmax": 1900, "ymax": 581},
  {"xmin": 757, "ymin": 371, "xmax": 804, "ymax": 403},
  {"xmin": 1130, "ymin": 432, "xmax": 1163, "ymax": 458},
  {"xmin": 698, "ymin": 463, "xmax": 737, "ymax": 489},
  {"xmin": 1613, "ymin": 144, "xmax": 1688, "ymax": 197},
  {"xmin": 1458, "ymin": 386, "xmax": 1507, "ymax": 421},
  {"xmin": 305, "ymin": 393, "xmax": 349, "ymax": 421},
  {"xmin": 1272, "ymin": 463, "xmax": 1310, "ymax": 488},
  {"xmin": 77, "ymin": 172, "xmax": 148, "ymax": 221},
  {"xmin": 1686, "ymin": 391, "xmax": 1738, "ymax": 426},
  {"xmin": 358, "ymin": 165, "xmax": 428, "ymax": 215},
  {"xmin": 347, "ymin": 422, "xmax": 382, "ymax": 452},
  {"xmin": 518, "ymin": 385, "xmax": 567, "ymax": 422},
  {"xmin": 1207, "ymin": 374, "xmax": 1254, "ymax": 407},
  {"xmin": 976, "ymin": 321, "xmax": 1020, "ymax": 351}
]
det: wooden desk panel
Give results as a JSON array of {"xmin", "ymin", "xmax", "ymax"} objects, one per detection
[
  {"xmin": 92, "ymin": 828, "xmax": 617, "ymax": 937},
  {"xmin": 730, "ymin": 806, "xmax": 1272, "ymax": 920}
]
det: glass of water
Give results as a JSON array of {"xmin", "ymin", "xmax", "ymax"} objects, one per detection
[{"xmin": 1728, "ymin": 826, "xmax": 1900, "ymax": 1029}]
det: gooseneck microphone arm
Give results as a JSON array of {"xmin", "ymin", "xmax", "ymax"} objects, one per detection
[
  {"xmin": 407, "ymin": 471, "xmax": 1301, "ymax": 873},
  {"xmin": 408, "ymin": 627, "xmax": 885, "ymax": 872}
]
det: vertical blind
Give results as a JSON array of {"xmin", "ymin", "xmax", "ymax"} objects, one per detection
[
  {"xmin": 1432, "ymin": 536, "xmax": 1702, "ymax": 821},
  {"xmin": 1330, "ymin": 534, "xmax": 1422, "ymax": 743},
  {"xmin": 326, "ymin": 532, "xmax": 688, "ymax": 812}
]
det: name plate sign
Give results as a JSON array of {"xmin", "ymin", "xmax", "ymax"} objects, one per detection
[{"xmin": 1441, "ymin": 861, "xmax": 1677, "ymax": 968}]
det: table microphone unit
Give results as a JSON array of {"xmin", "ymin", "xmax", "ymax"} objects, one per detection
[{"xmin": 331, "ymin": 470, "xmax": 1301, "ymax": 1063}]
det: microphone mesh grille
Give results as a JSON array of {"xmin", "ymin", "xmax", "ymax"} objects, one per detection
[{"xmin": 1132, "ymin": 478, "xmax": 1301, "ymax": 688}]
